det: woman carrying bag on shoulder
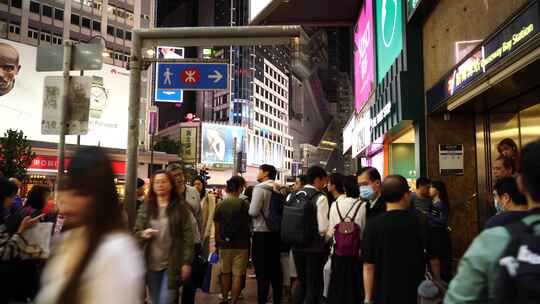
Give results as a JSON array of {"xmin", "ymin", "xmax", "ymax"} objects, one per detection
[
  {"xmin": 134, "ymin": 170, "xmax": 195, "ymax": 304},
  {"xmin": 326, "ymin": 175, "xmax": 366, "ymax": 304}
]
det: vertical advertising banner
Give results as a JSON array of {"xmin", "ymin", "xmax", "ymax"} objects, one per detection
[
  {"xmin": 180, "ymin": 127, "xmax": 198, "ymax": 164},
  {"xmin": 376, "ymin": 0, "xmax": 404, "ymax": 83},
  {"xmin": 354, "ymin": 0, "xmax": 375, "ymax": 112},
  {"xmin": 201, "ymin": 123, "xmax": 246, "ymax": 165}
]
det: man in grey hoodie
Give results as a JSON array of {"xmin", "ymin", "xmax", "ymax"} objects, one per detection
[{"xmin": 249, "ymin": 164, "xmax": 283, "ymax": 304}]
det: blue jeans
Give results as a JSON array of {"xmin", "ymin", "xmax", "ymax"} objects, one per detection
[{"xmin": 148, "ymin": 269, "xmax": 177, "ymax": 304}]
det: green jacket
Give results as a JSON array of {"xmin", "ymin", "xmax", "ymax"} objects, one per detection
[
  {"xmin": 444, "ymin": 212, "xmax": 540, "ymax": 303},
  {"xmin": 134, "ymin": 199, "xmax": 194, "ymax": 289}
]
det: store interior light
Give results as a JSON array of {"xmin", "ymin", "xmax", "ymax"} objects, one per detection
[{"xmin": 146, "ymin": 48, "xmax": 156, "ymax": 57}]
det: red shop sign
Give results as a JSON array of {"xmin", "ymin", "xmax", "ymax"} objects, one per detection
[{"xmin": 30, "ymin": 156, "xmax": 125, "ymax": 175}]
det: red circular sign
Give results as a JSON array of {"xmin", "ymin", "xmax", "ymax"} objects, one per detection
[{"xmin": 181, "ymin": 68, "xmax": 201, "ymax": 84}]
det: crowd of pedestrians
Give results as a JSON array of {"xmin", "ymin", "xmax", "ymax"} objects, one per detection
[{"xmin": 1, "ymin": 137, "xmax": 540, "ymax": 303}]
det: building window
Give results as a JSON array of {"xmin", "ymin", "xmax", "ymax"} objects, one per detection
[
  {"xmin": 42, "ymin": 5, "xmax": 52, "ymax": 17},
  {"xmin": 125, "ymin": 31, "xmax": 132, "ymax": 41},
  {"xmin": 10, "ymin": 0, "xmax": 21, "ymax": 9},
  {"xmin": 116, "ymin": 28, "xmax": 124, "ymax": 39},
  {"xmin": 8, "ymin": 23, "xmax": 20, "ymax": 35},
  {"xmin": 54, "ymin": 9, "xmax": 64, "ymax": 21},
  {"xmin": 71, "ymin": 14, "xmax": 80, "ymax": 26},
  {"xmin": 82, "ymin": 17, "xmax": 91, "ymax": 28},
  {"xmin": 40, "ymin": 31, "xmax": 51, "ymax": 43},
  {"xmin": 92, "ymin": 20, "xmax": 101, "ymax": 31},
  {"xmin": 52, "ymin": 34, "xmax": 62, "ymax": 45},
  {"xmin": 27, "ymin": 27, "xmax": 39, "ymax": 39},
  {"xmin": 29, "ymin": 1, "xmax": 39, "ymax": 13},
  {"xmin": 107, "ymin": 25, "xmax": 114, "ymax": 36}
]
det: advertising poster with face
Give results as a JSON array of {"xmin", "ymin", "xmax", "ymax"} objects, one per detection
[
  {"xmin": 201, "ymin": 123, "xmax": 246, "ymax": 165},
  {"xmin": 0, "ymin": 39, "xmax": 130, "ymax": 149}
]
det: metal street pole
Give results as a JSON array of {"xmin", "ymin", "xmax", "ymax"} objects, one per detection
[
  {"xmin": 232, "ymin": 136, "xmax": 238, "ymax": 176},
  {"xmin": 125, "ymin": 35, "xmax": 142, "ymax": 229},
  {"xmin": 56, "ymin": 40, "xmax": 73, "ymax": 190},
  {"xmin": 77, "ymin": 69, "xmax": 83, "ymax": 146}
]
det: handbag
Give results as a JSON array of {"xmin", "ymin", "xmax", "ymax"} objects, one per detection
[{"xmin": 417, "ymin": 269, "xmax": 447, "ymax": 304}]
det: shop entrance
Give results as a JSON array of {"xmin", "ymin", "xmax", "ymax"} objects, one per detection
[{"xmin": 489, "ymin": 101, "xmax": 540, "ymax": 175}]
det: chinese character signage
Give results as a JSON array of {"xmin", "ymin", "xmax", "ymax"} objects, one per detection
[
  {"xmin": 427, "ymin": 2, "xmax": 539, "ymax": 112},
  {"xmin": 180, "ymin": 127, "xmax": 198, "ymax": 164},
  {"xmin": 354, "ymin": 0, "xmax": 375, "ymax": 112},
  {"xmin": 376, "ymin": 0, "xmax": 404, "ymax": 83}
]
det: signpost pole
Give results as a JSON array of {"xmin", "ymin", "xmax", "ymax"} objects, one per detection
[
  {"xmin": 56, "ymin": 40, "xmax": 73, "ymax": 189},
  {"xmin": 232, "ymin": 136, "xmax": 238, "ymax": 176},
  {"xmin": 125, "ymin": 35, "xmax": 142, "ymax": 229}
]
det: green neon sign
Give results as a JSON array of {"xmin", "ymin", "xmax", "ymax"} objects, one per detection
[{"xmin": 376, "ymin": 0, "xmax": 404, "ymax": 83}]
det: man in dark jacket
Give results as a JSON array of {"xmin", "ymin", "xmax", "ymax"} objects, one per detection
[{"xmin": 357, "ymin": 167, "xmax": 386, "ymax": 221}]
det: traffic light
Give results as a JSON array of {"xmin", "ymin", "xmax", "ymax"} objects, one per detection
[{"xmin": 200, "ymin": 168, "xmax": 210, "ymax": 182}]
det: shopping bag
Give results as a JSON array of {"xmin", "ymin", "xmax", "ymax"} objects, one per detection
[
  {"xmin": 202, "ymin": 251, "xmax": 220, "ymax": 293},
  {"xmin": 323, "ymin": 256, "xmax": 332, "ymax": 298}
]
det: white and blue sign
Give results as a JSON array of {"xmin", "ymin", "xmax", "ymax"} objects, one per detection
[{"xmin": 156, "ymin": 63, "xmax": 229, "ymax": 93}]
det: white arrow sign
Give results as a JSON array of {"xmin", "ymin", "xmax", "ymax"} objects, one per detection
[
  {"xmin": 208, "ymin": 70, "xmax": 223, "ymax": 83},
  {"xmin": 163, "ymin": 91, "xmax": 176, "ymax": 95}
]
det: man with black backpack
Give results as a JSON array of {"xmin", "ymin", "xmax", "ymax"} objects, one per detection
[
  {"xmin": 282, "ymin": 166, "xmax": 330, "ymax": 304},
  {"xmin": 249, "ymin": 164, "xmax": 284, "ymax": 304},
  {"xmin": 445, "ymin": 138, "xmax": 540, "ymax": 304}
]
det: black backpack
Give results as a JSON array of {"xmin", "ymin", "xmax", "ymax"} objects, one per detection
[
  {"xmin": 494, "ymin": 218, "xmax": 540, "ymax": 304},
  {"xmin": 281, "ymin": 187, "xmax": 321, "ymax": 248},
  {"xmin": 220, "ymin": 200, "xmax": 247, "ymax": 244},
  {"xmin": 260, "ymin": 186, "xmax": 286, "ymax": 232}
]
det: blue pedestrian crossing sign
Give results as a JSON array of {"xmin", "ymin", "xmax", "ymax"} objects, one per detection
[{"xmin": 156, "ymin": 63, "xmax": 229, "ymax": 102}]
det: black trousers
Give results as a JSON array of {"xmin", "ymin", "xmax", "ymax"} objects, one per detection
[
  {"xmin": 181, "ymin": 244, "xmax": 203, "ymax": 304},
  {"xmin": 292, "ymin": 252, "xmax": 327, "ymax": 304},
  {"xmin": 252, "ymin": 232, "xmax": 283, "ymax": 304}
]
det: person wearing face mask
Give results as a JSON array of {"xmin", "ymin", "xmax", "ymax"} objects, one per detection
[
  {"xmin": 484, "ymin": 177, "xmax": 528, "ymax": 230},
  {"xmin": 356, "ymin": 167, "xmax": 386, "ymax": 222}
]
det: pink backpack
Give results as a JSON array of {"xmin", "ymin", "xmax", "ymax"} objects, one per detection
[{"xmin": 333, "ymin": 201, "xmax": 363, "ymax": 257}]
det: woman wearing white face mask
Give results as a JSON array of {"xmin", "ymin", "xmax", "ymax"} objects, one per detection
[{"xmin": 485, "ymin": 177, "xmax": 528, "ymax": 230}]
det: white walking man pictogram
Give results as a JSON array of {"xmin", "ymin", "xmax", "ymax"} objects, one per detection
[{"xmin": 163, "ymin": 68, "xmax": 173, "ymax": 86}]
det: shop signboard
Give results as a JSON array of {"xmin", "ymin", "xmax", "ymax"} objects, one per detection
[
  {"xmin": 342, "ymin": 115, "xmax": 356, "ymax": 154},
  {"xmin": 439, "ymin": 144, "xmax": 464, "ymax": 175},
  {"xmin": 376, "ymin": 0, "xmax": 404, "ymax": 83},
  {"xmin": 352, "ymin": 110, "xmax": 372, "ymax": 158},
  {"xmin": 201, "ymin": 123, "xmax": 246, "ymax": 165},
  {"xmin": 180, "ymin": 127, "xmax": 198, "ymax": 164},
  {"xmin": 427, "ymin": 2, "xmax": 540, "ymax": 112},
  {"xmin": 0, "ymin": 39, "xmax": 131, "ymax": 149},
  {"xmin": 354, "ymin": 0, "xmax": 375, "ymax": 112},
  {"xmin": 29, "ymin": 155, "xmax": 125, "ymax": 174}
]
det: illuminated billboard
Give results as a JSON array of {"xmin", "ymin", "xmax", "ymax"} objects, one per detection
[
  {"xmin": 201, "ymin": 123, "xmax": 246, "ymax": 165},
  {"xmin": 354, "ymin": 0, "xmax": 375, "ymax": 112},
  {"xmin": 0, "ymin": 39, "xmax": 130, "ymax": 149},
  {"xmin": 250, "ymin": 0, "xmax": 273, "ymax": 22},
  {"xmin": 376, "ymin": 0, "xmax": 404, "ymax": 83}
]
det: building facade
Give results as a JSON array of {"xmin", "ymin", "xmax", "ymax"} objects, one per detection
[{"xmin": 0, "ymin": 0, "xmax": 156, "ymax": 188}]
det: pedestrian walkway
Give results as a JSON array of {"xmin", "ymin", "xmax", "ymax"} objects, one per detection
[{"xmin": 195, "ymin": 268, "xmax": 259, "ymax": 304}]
